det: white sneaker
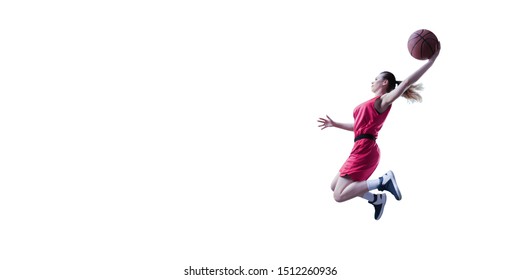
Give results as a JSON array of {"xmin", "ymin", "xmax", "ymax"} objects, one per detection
[
  {"xmin": 368, "ymin": 193, "xmax": 387, "ymax": 220},
  {"xmin": 378, "ymin": 170, "xmax": 402, "ymax": 201}
]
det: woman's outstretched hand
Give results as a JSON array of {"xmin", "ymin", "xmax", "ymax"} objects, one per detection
[
  {"xmin": 429, "ymin": 41, "xmax": 441, "ymax": 61},
  {"xmin": 317, "ymin": 115, "xmax": 335, "ymax": 130}
]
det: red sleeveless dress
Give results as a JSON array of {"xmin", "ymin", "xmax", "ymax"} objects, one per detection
[{"xmin": 339, "ymin": 96, "xmax": 391, "ymax": 180}]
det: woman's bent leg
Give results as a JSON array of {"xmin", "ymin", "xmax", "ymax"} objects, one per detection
[{"xmin": 333, "ymin": 175, "xmax": 370, "ymax": 202}]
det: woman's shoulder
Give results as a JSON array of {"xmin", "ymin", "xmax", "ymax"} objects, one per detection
[{"xmin": 372, "ymin": 95, "xmax": 391, "ymax": 114}]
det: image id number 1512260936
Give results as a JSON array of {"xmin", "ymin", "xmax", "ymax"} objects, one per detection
[{"xmin": 277, "ymin": 267, "xmax": 337, "ymax": 276}]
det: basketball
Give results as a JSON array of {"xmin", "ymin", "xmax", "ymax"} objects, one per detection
[{"xmin": 407, "ymin": 29, "xmax": 439, "ymax": 60}]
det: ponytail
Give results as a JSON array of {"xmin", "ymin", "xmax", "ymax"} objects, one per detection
[
  {"xmin": 380, "ymin": 71, "xmax": 423, "ymax": 103},
  {"xmin": 397, "ymin": 80, "xmax": 423, "ymax": 103}
]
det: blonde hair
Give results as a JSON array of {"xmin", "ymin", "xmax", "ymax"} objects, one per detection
[{"xmin": 399, "ymin": 82, "xmax": 423, "ymax": 103}]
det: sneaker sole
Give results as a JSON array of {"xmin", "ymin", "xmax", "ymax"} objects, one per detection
[
  {"xmin": 375, "ymin": 194, "xmax": 387, "ymax": 220},
  {"xmin": 387, "ymin": 171, "xmax": 402, "ymax": 201}
]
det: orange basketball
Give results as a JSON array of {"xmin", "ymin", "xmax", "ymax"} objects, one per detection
[{"xmin": 407, "ymin": 29, "xmax": 439, "ymax": 60}]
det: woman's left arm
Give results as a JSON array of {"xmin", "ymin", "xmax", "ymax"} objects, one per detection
[{"xmin": 380, "ymin": 42, "xmax": 441, "ymax": 109}]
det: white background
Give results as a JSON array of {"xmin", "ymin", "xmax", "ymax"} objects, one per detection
[{"xmin": 1, "ymin": 1, "xmax": 519, "ymax": 279}]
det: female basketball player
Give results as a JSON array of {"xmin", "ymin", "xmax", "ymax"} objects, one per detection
[{"xmin": 317, "ymin": 43, "xmax": 441, "ymax": 220}]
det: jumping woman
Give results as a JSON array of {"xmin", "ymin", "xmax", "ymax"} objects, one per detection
[{"xmin": 317, "ymin": 43, "xmax": 441, "ymax": 220}]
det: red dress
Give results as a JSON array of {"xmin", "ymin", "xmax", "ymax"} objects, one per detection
[{"xmin": 339, "ymin": 96, "xmax": 391, "ymax": 180}]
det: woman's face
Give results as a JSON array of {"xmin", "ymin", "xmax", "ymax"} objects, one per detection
[{"xmin": 371, "ymin": 74, "xmax": 387, "ymax": 93}]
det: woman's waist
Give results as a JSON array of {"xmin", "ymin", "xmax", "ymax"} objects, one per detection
[{"xmin": 354, "ymin": 133, "xmax": 377, "ymax": 142}]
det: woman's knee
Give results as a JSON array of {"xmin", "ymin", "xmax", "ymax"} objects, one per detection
[
  {"xmin": 333, "ymin": 192, "xmax": 343, "ymax": 202},
  {"xmin": 330, "ymin": 173, "xmax": 340, "ymax": 191},
  {"xmin": 333, "ymin": 178, "xmax": 356, "ymax": 202},
  {"xmin": 333, "ymin": 185, "xmax": 348, "ymax": 202}
]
